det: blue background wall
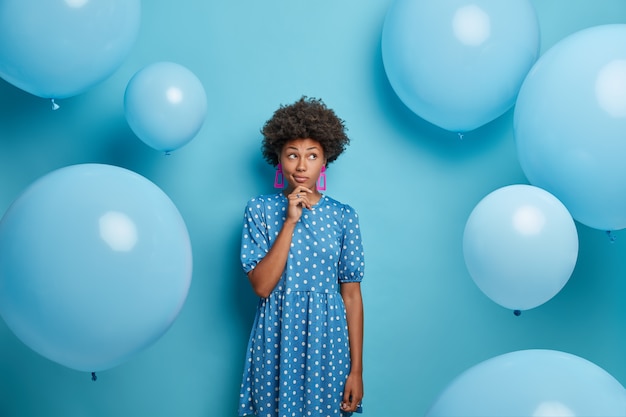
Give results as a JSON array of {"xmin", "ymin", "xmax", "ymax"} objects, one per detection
[{"xmin": 1, "ymin": 1, "xmax": 626, "ymax": 416}]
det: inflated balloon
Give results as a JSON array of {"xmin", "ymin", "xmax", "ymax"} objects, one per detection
[
  {"xmin": 515, "ymin": 24, "xmax": 626, "ymax": 231},
  {"xmin": 0, "ymin": 0, "xmax": 140, "ymax": 99},
  {"xmin": 124, "ymin": 62, "xmax": 208, "ymax": 153},
  {"xmin": 463, "ymin": 185, "xmax": 578, "ymax": 311},
  {"xmin": 426, "ymin": 349, "xmax": 626, "ymax": 417},
  {"xmin": 0, "ymin": 164, "xmax": 192, "ymax": 372},
  {"xmin": 382, "ymin": 0, "xmax": 539, "ymax": 132}
]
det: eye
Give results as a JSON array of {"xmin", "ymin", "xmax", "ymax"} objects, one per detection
[
  {"xmin": 287, "ymin": 153, "xmax": 297, "ymax": 159},
  {"xmin": 308, "ymin": 154, "xmax": 318, "ymax": 160}
]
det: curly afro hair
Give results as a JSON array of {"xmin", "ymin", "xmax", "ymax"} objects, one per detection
[{"xmin": 261, "ymin": 96, "xmax": 350, "ymax": 167}]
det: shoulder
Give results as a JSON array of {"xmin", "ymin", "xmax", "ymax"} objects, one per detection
[
  {"xmin": 245, "ymin": 192, "xmax": 284, "ymax": 208},
  {"xmin": 321, "ymin": 195, "xmax": 360, "ymax": 217}
]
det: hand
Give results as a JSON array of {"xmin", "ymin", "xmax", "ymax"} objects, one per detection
[
  {"xmin": 340, "ymin": 372, "xmax": 363, "ymax": 413},
  {"xmin": 286, "ymin": 187, "xmax": 313, "ymax": 223}
]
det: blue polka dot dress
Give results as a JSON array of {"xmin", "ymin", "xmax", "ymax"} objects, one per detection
[{"xmin": 239, "ymin": 193, "xmax": 365, "ymax": 417}]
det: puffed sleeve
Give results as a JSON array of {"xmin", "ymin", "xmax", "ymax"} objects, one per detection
[
  {"xmin": 240, "ymin": 197, "xmax": 269, "ymax": 273},
  {"xmin": 338, "ymin": 204, "xmax": 365, "ymax": 283}
]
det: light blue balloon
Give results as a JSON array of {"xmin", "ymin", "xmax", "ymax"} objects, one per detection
[
  {"xmin": 124, "ymin": 62, "xmax": 208, "ymax": 153},
  {"xmin": 463, "ymin": 185, "xmax": 578, "ymax": 311},
  {"xmin": 381, "ymin": 0, "xmax": 539, "ymax": 132},
  {"xmin": 0, "ymin": 164, "xmax": 193, "ymax": 372},
  {"xmin": 515, "ymin": 24, "xmax": 626, "ymax": 231},
  {"xmin": 426, "ymin": 349, "xmax": 626, "ymax": 417},
  {"xmin": 0, "ymin": 0, "xmax": 140, "ymax": 99}
]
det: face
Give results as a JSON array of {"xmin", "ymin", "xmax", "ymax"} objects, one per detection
[{"xmin": 279, "ymin": 138, "xmax": 326, "ymax": 192}]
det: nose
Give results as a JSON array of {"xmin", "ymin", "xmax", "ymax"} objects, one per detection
[{"xmin": 296, "ymin": 158, "xmax": 306, "ymax": 171}]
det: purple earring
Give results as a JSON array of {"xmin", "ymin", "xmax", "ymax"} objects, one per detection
[
  {"xmin": 317, "ymin": 166, "xmax": 327, "ymax": 191},
  {"xmin": 274, "ymin": 163, "xmax": 284, "ymax": 188}
]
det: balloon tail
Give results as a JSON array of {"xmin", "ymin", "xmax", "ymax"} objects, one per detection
[
  {"xmin": 457, "ymin": 133, "xmax": 464, "ymax": 140},
  {"xmin": 91, "ymin": 372, "xmax": 97, "ymax": 382},
  {"xmin": 164, "ymin": 151, "xmax": 171, "ymax": 156},
  {"xmin": 51, "ymin": 99, "xmax": 60, "ymax": 110},
  {"xmin": 513, "ymin": 310, "xmax": 521, "ymax": 316},
  {"xmin": 606, "ymin": 230, "xmax": 616, "ymax": 243}
]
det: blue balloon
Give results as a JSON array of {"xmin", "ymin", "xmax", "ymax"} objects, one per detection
[
  {"xmin": 124, "ymin": 62, "xmax": 208, "ymax": 153},
  {"xmin": 463, "ymin": 185, "xmax": 578, "ymax": 311},
  {"xmin": 426, "ymin": 349, "xmax": 626, "ymax": 417},
  {"xmin": 381, "ymin": 0, "xmax": 539, "ymax": 132},
  {"xmin": 515, "ymin": 24, "xmax": 626, "ymax": 231},
  {"xmin": 0, "ymin": 164, "xmax": 192, "ymax": 372},
  {"xmin": 0, "ymin": 0, "xmax": 140, "ymax": 99}
]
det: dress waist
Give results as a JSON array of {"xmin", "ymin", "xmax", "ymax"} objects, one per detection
[{"xmin": 269, "ymin": 287, "xmax": 339, "ymax": 297}]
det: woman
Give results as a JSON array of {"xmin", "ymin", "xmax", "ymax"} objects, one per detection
[{"xmin": 238, "ymin": 96, "xmax": 365, "ymax": 417}]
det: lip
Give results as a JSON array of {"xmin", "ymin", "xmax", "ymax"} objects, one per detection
[{"xmin": 293, "ymin": 176, "xmax": 308, "ymax": 183}]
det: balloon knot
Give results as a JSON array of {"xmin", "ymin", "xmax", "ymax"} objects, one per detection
[
  {"xmin": 457, "ymin": 132, "xmax": 464, "ymax": 140},
  {"xmin": 606, "ymin": 230, "xmax": 616, "ymax": 243},
  {"xmin": 513, "ymin": 310, "xmax": 521, "ymax": 316},
  {"xmin": 91, "ymin": 372, "xmax": 97, "ymax": 382},
  {"xmin": 51, "ymin": 99, "xmax": 60, "ymax": 110}
]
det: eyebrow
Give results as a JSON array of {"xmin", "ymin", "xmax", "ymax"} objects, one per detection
[{"xmin": 286, "ymin": 146, "xmax": 320, "ymax": 151}]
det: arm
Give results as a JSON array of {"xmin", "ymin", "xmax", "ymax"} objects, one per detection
[
  {"xmin": 247, "ymin": 219, "xmax": 296, "ymax": 298},
  {"xmin": 340, "ymin": 281, "xmax": 364, "ymax": 413},
  {"xmin": 247, "ymin": 187, "xmax": 314, "ymax": 298}
]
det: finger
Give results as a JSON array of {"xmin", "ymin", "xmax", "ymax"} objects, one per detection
[
  {"xmin": 342, "ymin": 393, "xmax": 352, "ymax": 410},
  {"xmin": 294, "ymin": 187, "xmax": 313, "ymax": 195},
  {"xmin": 291, "ymin": 190, "xmax": 309, "ymax": 199},
  {"xmin": 286, "ymin": 188, "xmax": 309, "ymax": 210},
  {"xmin": 292, "ymin": 193, "xmax": 313, "ymax": 209},
  {"xmin": 349, "ymin": 397, "xmax": 359, "ymax": 411},
  {"xmin": 290, "ymin": 193, "xmax": 304, "ymax": 203},
  {"xmin": 341, "ymin": 401, "xmax": 356, "ymax": 412},
  {"xmin": 346, "ymin": 392, "xmax": 362, "ymax": 412}
]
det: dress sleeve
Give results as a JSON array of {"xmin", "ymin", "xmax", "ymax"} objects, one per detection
[
  {"xmin": 338, "ymin": 205, "xmax": 365, "ymax": 283},
  {"xmin": 240, "ymin": 197, "xmax": 269, "ymax": 273}
]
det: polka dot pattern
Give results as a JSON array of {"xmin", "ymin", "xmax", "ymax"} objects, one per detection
[{"xmin": 239, "ymin": 193, "xmax": 364, "ymax": 417}]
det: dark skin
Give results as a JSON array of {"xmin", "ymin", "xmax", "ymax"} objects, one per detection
[{"xmin": 247, "ymin": 138, "xmax": 364, "ymax": 413}]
